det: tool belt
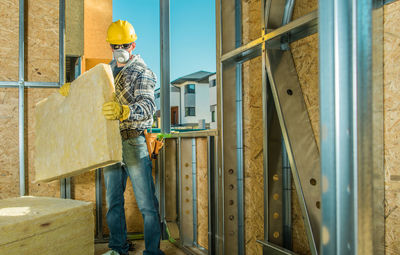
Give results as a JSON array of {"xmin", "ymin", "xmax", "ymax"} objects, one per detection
[{"xmin": 120, "ymin": 129, "xmax": 143, "ymax": 140}]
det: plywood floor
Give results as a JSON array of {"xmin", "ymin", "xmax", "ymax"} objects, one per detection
[{"xmin": 95, "ymin": 240, "xmax": 187, "ymax": 255}]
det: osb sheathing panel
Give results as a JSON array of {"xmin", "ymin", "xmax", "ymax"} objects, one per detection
[
  {"xmin": 242, "ymin": 0, "xmax": 261, "ymax": 44},
  {"xmin": 0, "ymin": 0, "xmax": 61, "ymax": 197},
  {"xmin": 0, "ymin": 88, "xmax": 19, "ymax": 199},
  {"xmin": 26, "ymin": 0, "xmax": 59, "ymax": 82},
  {"xmin": 0, "ymin": 0, "xmax": 19, "ymax": 81},
  {"xmin": 384, "ymin": 2, "xmax": 400, "ymax": 254},
  {"xmin": 0, "ymin": 88, "xmax": 61, "ymax": 199},
  {"xmin": 84, "ymin": 0, "xmax": 113, "ymax": 60},
  {"xmin": 290, "ymin": 34, "xmax": 320, "ymax": 149},
  {"xmin": 73, "ymin": 171, "xmax": 98, "ymax": 234},
  {"xmin": 26, "ymin": 88, "xmax": 60, "ymax": 197},
  {"xmin": 66, "ymin": 0, "xmax": 84, "ymax": 56},
  {"xmin": 292, "ymin": 0, "xmax": 318, "ymax": 20},
  {"xmin": 196, "ymin": 138, "xmax": 208, "ymax": 249},
  {"xmin": 242, "ymin": 1, "xmax": 264, "ymax": 254}
]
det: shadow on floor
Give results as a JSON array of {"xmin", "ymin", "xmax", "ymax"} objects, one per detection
[{"xmin": 95, "ymin": 240, "xmax": 187, "ymax": 255}]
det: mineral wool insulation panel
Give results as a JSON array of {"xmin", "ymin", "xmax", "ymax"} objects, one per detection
[
  {"xmin": 34, "ymin": 64, "xmax": 122, "ymax": 182},
  {"xmin": 0, "ymin": 196, "xmax": 94, "ymax": 255}
]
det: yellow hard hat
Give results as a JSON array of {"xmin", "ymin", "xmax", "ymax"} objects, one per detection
[{"xmin": 106, "ymin": 20, "xmax": 137, "ymax": 44}]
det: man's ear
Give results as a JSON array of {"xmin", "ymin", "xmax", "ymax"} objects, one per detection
[{"xmin": 131, "ymin": 42, "xmax": 136, "ymax": 51}]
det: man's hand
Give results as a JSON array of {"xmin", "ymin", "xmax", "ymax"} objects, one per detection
[
  {"xmin": 102, "ymin": 101, "xmax": 130, "ymax": 121},
  {"xmin": 59, "ymin": 82, "xmax": 71, "ymax": 97}
]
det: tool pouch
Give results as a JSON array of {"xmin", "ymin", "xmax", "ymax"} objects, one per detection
[{"xmin": 144, "ymin": 130, "xmax": 165, "ymax": 159}]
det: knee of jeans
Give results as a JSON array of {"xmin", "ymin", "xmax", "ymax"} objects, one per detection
[{"xmin": 137, "ymin": 200, "xmax": 158, "ymax": 215}]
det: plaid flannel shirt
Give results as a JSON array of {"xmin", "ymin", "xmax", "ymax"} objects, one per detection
[{"xmin": 110, "ymin": 55, "xmax": 156, "ymax": 131}]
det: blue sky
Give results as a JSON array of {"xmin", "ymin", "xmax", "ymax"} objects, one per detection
[{"xmin": 112, "ymin": 0, "xmax": 216, "ymax": 88}]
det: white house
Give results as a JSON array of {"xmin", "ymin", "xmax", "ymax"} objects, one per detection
[
  {"xmin": 154, "ymin": 85, "xmax": 180, "ymax": 125},
  {"xmin": 171, "ymin": 71, "xmax": 214, "ymax": 127},
  {"xmin": 155, "ymin": 71, "xmax": 216, "ymax": 128},
  {"xmin": 208, "ymin": 74, "xmax": 217, "ymax": 129}
]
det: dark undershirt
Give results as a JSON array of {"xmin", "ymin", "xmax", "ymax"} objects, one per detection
[{"xmin": 112, "ymin": 66, "xmax": 124, "ymax": 78}]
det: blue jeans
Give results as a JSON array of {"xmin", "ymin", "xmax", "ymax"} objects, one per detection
[{"xmin": 103, "ymin": 135, "xmax": 164, "ymax": 255}]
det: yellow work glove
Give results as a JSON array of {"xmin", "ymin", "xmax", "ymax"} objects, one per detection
[
  {"xmin": 59, "ymin": 82, "xmax": 71, "ymax": 96},
  {"xmin": 102, "ymin": 101, "xmax": 130, "ymax": 121}
]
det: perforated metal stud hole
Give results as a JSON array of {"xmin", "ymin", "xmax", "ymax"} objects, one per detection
[{"xmin": 310, "ymin": 178, "xmax": 317, "ymax": 186}]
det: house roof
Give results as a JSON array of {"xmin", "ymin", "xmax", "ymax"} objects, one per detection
[
  {"xmin": 171, "ymin": 71, "xmax": 214, "ymax": 85},
  {"xmin": 197, "ymin": 72, "xmax": 216, "ymax": 83}
]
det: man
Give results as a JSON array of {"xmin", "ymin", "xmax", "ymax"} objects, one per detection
[{"xmin": 60, "ymin": 20, "xmax": 164, "ymax": 255}]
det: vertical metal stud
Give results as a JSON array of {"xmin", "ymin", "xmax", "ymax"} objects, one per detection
[
  {"xmin": 160, "ymin": 1, "xmax": 170, "ymax": 239},
  {"xmin": 18, "ymin": 0, "xmax": 25, "ymax": 197},
  {"xmin": 59, "ymin": 0, "xmax": 65, "ymax": 86},
  {"xmin": 180, "ymin": 138, "xmax": 194, "ymax": 246},
  {"xmin": 95, "ymin": 168, "xmax": 104, "ymax": 241},
  {"xmin": 282, "ymin": 137, "xmax": 292, "ymax": 249},
  {"xmin": 319, "ymin": 0, "xmax": 357, "ymax": 253},
  {"xmin": 160, "ymin": 0, "xmax": 170, "ymax": 134},
  {"xmin": 215, "ymin": 0, "xmax": 225, "ymax": 253},
  {"xmin": 192, "ymin": 138, "xmax": 197, "ymax": 246},
  {"xmin": 59, "ymin": 0, "xmax": 69, "ymax": 199},
  {"xmin": 207, "ymin": 136, "xmax": 216, "ymax": 255},
  {"xmin": 177, "ymin": 137, "xmax": 182, "ymax": 241},
  {"xmin": 261, "ymin": 1, "xmax": 268, "ymax": 253},
  {"xmin": 320, "ymin": 0, "xmax": 384, "ymax": 254},
  {"xmin": 234, "ymin": 0, "xmax": 244, "ymax": 251}
]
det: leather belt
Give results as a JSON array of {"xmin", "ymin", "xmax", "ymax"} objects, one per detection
[{"xmin": 120, "ymin": 129, "xmax": 143, "ymax": 140}]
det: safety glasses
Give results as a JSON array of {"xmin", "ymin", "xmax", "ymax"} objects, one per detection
[{"xmin": 110, "ymin": 43, "xmax": 132, "ymax": 50}]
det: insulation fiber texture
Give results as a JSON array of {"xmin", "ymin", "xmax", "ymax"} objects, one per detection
[
  {"xmin": 0, "ymin": 196, "xmax": 93, "ymax": 255},
  {"xmin": 34, "ymin": 64, "xmax": 122, "ymax": 182}
]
